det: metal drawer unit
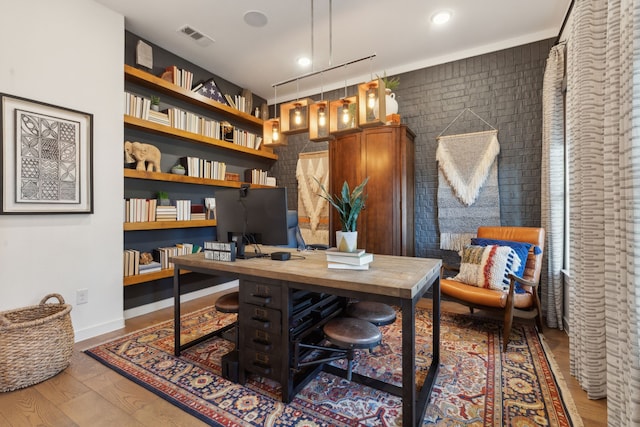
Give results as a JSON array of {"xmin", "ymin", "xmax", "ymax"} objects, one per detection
[{"xmin": 238, "ymin": 280, "xmax": 285, "ymax": 382}]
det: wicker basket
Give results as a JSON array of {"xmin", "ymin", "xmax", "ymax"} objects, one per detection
[{"xmin": 0, "ymin": 293, "xmax": 74, "ymax": 392}]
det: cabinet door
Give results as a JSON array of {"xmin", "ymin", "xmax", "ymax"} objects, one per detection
[
  {"xmin": 328, "ymin": 132, "xmax": 364, "ymax": 244},
  {"xmin": 361, "ymin": 127, "xmax": 401, "ymax": 255}
]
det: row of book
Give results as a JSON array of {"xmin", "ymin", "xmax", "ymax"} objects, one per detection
[
  {"xmin": 161, "ymin": 65, "xmax": 194, "ymax": 90},
  {"xmin": 244, "ymin": 168, "xmax": 273, "ymax": 186},
  {"xmin": 179, "ymin": 156, "xmax": 227, "ymax": 180},
  {"xmin": 326, "ymin": 248, "xmax": 374, "ymax": 270},
  {"xmin": 124, "ymin": 92, "xmax": 151, "ymax": 120},
  {"xmin": 123, "ymin": 249, "xmax": 161, "ymax": 276},
  {"xmin": 124, "ymin": 198, "xmax": 206, "ymax": 223}
]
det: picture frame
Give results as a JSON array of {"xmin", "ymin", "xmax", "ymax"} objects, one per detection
[{"xmin": 1, "ymin": 94, "xmax": 93, "ymax": 214}]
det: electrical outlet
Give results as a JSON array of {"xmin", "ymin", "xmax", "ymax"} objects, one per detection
[{"xmin": 76, "ymin": 288, "xmax": 89, "ymax": 305}]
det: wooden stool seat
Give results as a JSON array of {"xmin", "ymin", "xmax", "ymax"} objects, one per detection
[
  {"xmin": 323, "ymin": 317, "xmax": 382, "ymax": 348},
  {"xmin": 346, "ymin": 301, "xmax": 396, "ymax": 326},
  {"xmin": 321, "ymin": 317, "xmax": 382, "ymax": 381},
  {"xmin": 215, "ymin": 292, "xmax": 239, "ymax": 313}
]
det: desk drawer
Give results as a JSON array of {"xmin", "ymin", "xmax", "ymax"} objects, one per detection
[
  {"xmin": 242, "ymin": 328, "xmax": 282, "ymax": 352},
  {"xmin": 239, "ymin": 280, "xmax": 282, "ymax": 309},
  {"xmin": 239, "ymin": 304, "xmax": 282, "ymax": 335},
  {"xmin": 241, "ymin": 350, "xmax": 281, "ymax": 380}
]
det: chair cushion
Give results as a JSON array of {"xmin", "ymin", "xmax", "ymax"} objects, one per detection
[
  {"xmin": 452, "ymin": 245, "xmax": 521, "ymax": 292},
  {"xmin": 441, "ymin": 278, "xmax": 534, "ymax": 309}
]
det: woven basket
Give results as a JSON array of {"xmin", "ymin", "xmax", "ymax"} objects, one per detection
[{"xmin": 0, "ymin": 293, "xmax": 74, "ymax": 392}]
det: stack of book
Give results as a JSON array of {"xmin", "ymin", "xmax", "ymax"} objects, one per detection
[
  {"xmin": 326, "ymin": 248, "xmax": 374, "ymax": 270},
  {"xmin": 156, "ymin": 205, "xmax": 177, "ymax": 221}
]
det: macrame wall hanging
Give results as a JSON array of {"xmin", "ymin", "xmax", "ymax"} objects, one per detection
[
  {"xmin": 296, "ymin": 150, "xmax": 330, "ymax": 245},
  {"xmin": 436, "ymin": 108, "xmax": 501, "ymax": 251}
]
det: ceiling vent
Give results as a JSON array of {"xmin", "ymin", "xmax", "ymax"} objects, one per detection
[{"xmin": 177, "ymin": 25, "xmax": 215, "ymax": 47}]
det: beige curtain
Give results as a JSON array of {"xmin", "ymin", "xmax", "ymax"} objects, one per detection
[
  {"xmin": 541, "ymin": 42, "xmax": 566, "ymax": 330},
  {"xmin": 565, "ymin": 0, "xmax": 640, "ymax": 423}
]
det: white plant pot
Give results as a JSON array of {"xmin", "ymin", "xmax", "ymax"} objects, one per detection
[
  {"xmin": 336, "ymin": 231, "xmax": 358, "ymax": 253},
  {"xmin": 374, "ymin": 90, "xmax": 398, "ymax": 119}
]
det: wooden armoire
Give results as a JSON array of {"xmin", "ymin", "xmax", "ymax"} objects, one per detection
[{"xmin": 328, "ymin": 124, "xmax": 415, "ymax": 256}]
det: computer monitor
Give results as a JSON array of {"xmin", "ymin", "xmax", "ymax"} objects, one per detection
[{"xmin": 215, "ymin": 185, "xmax": 289, "ymax": 258}]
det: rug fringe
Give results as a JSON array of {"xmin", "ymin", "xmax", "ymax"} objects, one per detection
[
  {"xmin": 539, "ymin": 334, "xmax": 586, "ymax": 427},
  {"xmin": 440, "ymin": 232, "xmax": 477, "ymax": 251}
]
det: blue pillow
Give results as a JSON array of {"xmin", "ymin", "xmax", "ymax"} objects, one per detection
[{"xmin": 470, "ymin": 238, "xmax": 532, "ymax": 278}]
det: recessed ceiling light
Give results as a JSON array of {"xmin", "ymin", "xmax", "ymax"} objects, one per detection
[
  {"xmin": 244, "ymin": 10, "xmax": 268, "ymax": 27},
  {"xmin": 297, "ymin": 57, "xmax": 312, "ymax": 67},
  {"xmin": 431, "ymin": 10, "xmax": 452, "ymax": 25}
]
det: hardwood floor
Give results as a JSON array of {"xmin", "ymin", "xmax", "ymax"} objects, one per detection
[{"xmin": 0, "ymin": 294, "xmax": 607, "ymax": 426}]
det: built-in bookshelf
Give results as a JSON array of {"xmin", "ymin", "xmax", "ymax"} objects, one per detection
[{"xmin": 123, "ymin": 64, "xmax": 277, "ymax": 286}]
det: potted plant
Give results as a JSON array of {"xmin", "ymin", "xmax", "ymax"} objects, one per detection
[
  {"xmin": 376, "ymin": 72, "xmax": 399, "ymax": 116},
  {"xmin": 150, "ymin": 95, "xmax": 160, "ymax": 111},
  {"xmin": 315, "ymin": 177, "xmax": 369, "ymax": 252},
  {"xmin": 157, "ymin": 191, "xmax": 170, "ymax": 206}
]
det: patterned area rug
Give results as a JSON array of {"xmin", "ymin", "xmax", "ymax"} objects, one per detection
[{"xmin": 85, "ymin": 307, "xmax": 582, "ymax": 426}]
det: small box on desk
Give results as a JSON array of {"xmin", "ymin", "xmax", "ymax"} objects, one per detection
[{"xmin": 221, "ymin": 350, "xmax": 239, "ymax": 382}]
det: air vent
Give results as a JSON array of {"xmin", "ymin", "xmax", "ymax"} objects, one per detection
[{"xmin": 177, "ymin": 25, "xmax": 215, "ymax": 47}]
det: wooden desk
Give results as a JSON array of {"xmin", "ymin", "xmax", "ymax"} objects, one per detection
[{"xmin": 171, "ymin": 248, "xmax": 441, "ymax": 426}]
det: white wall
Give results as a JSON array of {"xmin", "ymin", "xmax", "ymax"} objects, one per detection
[{"xmin": 0, "ymin": 0, "xmax": 125, "ymax": 341}]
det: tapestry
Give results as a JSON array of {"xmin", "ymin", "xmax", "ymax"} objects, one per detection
[
  {"xmin": 436, "ymin": 130, "xmax": 501, "ymax": 251},
  {"xmin": 296, "ymin": 150, "xmax": 329, "ymax": 245},
  {"xmin": 85, "ymin": 306, "xmax": 582, "ymax": 426}
]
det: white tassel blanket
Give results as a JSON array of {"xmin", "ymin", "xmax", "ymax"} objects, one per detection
[{"xmin": 436, "ymin": 130, "xmax": 501, "ymax": 251}]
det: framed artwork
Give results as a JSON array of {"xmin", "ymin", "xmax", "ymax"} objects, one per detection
[{"xmin": 1, "ymin": 94, "xmax": 93, "ymax": 214}]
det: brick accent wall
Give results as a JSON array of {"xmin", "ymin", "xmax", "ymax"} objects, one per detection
[{"xmin": 270, "ymin": 38, "xmax": 554, "ymax": 264}]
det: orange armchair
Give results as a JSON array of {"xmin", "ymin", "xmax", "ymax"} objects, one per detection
[{"xmin": 440, "ymin": 226, "xmax": 545, "ymax": 351}]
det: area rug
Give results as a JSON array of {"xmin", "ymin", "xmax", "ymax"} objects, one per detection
[{"xmin": 85, "ymin": 306, "xmax": 582, "ymax": 426}]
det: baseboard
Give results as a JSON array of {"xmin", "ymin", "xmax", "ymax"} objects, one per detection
[
  {"xmin": 74, "ymin": 317, "xmax": 126, "ymax": 343},
  {"xmin": 123, "ymin": 279, "xmax": 238, "ymax": 320}
]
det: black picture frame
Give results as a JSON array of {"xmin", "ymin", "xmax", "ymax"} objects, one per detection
[{"xmin": 0, "ymin": 93, "xmax": 93, "ymax": 214}]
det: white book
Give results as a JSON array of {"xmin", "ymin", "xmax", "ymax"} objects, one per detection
[
  {"xmin": 326, "ymin": 248, "xmax": 366, "ymax": 257},
  {"xmin": 327, "ymin": 262, "xmax": 370, "ymax": 270},
  {"xmin": 326, "ymin": 252, "xmax": 373, "ymax": 266}
]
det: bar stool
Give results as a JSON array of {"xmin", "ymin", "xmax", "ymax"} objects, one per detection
[
  {"xmin": 346, "ymin": 301, "xmax": 396, "ymax": 327},
  {"xmin": 296, "ymin": 317, "xmax": 382, "ymax": 381},
  {"xmin": 214, "ymin": 291, "xmax": 239, "ymax": 346}
]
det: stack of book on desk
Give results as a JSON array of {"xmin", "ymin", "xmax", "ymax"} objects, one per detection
[{"xmin": 326, "ymin": 248, "xmax": 373, "ymax": 270}]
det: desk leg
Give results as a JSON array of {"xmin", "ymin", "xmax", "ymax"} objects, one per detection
[
  {"xmin": 401, "ymin": 298, "xmax": 417, "ymax": 426},
  {"xmin": 174, "ymin": 267, "xmax": 181, "ymax": 357}
]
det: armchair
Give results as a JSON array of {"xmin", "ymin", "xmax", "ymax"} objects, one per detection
[{"xmin": 440, "ymin": 226, "xmax": 545, "ymax": 351}]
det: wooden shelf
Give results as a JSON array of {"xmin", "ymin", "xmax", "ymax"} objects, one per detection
[
  {"xmin": 124, "ymin": 168, "xmax": 244, "ymax": 186},
  {"xmin": 124, "ymin": 219, "xmax": 216, "ymax": 231},
  {"xmin": 124, "ymin": 268, "xmax": 191, "ymax": 286},
  {"xmin": 124, "ymin": 115, "xmax": 278, "ymax": 161},
  {"xmin": 125, "ymin": 64, "xmax": 264, "ymax": 127}
]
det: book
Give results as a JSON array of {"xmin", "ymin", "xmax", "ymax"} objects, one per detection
[
  {"xmin": 327, "ymin": 262, "xmax": 370, "ymax": 270},
  {"xmin": 326, "ymin": 252, "xmax": 373, "ymax": 266},
  {"xmin": 326, "ymin": 248, "xmax": 366, "ymax": 257}
]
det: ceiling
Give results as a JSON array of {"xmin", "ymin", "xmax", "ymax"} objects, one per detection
[{"xmin": 95, "ymin": 0, "xmax": 571, "ymax": 103}]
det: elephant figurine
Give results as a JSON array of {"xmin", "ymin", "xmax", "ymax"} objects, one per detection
[{"xmin": 124, "ymin": 141, "xmax": 161, "ymax": 172}]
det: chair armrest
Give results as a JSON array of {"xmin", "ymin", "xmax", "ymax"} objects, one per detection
[{"xmin": 508, "ymin": 273, "xmax": 538, "ymax": 289}]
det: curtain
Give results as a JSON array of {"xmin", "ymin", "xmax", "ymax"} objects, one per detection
[
  {"xmin": 565, "ymin": 0, "xmax": 640, "ymax": 422},
  {"xmin": 541, "ymin": 43, "xmax": 566, "ymax": 330}
]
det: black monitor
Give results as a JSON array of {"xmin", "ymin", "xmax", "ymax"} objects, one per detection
[{"xmin": 215, "ymin": 185, "xmax": 289, "ymax": 258}]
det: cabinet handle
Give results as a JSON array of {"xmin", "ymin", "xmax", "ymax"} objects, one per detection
[
  {"xmin": 251, "ymin": 294, "xmax": 272, "ymax": 304},
  {"xmin": 250, "ymin": 317, "xmax": 271, "ymax": 329},
  {"xmin": 251, "ymin": 338, "xmax": 273, "ymax": 351},
  {"xmin": 251, "ymin": 362, "xmax": 272, "ymax": 375}
]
